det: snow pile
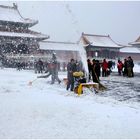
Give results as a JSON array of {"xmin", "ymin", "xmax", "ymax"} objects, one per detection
[{"xmin": 0, "ymin": 68, "xmax": 140, "ymax": 139}]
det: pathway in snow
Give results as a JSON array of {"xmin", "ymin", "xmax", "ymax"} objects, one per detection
[{"xmin": 100, "ymin": 72, "xmax": 140, "ymax": 104}]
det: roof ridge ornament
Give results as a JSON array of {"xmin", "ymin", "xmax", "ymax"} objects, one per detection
[{"xmin": 13, "ymin": 3, "xmax": 18, "ymax": 9}]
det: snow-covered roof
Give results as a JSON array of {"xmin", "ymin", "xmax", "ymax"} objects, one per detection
[
  {"xmin": 135, "ymin": 36, "xmax": 140, "ymax": 42},
  {"xmin": 39, "ymin": 41, "xmax": 80, "ymax": 51},
  {"xmin": 129, "ymin": 36, "xmax": 140, "ymax": 46},
  {"xmin": 120, "ymin": 46, "xmax": 140, "ymax": 53},
  {"xmin": 0, "ymin": 4, "xmax": 38, "ymax": 27},
  {"xmin": 0, "ymin": 31, "xmax": 49, "ymax": 40},
  {"xmin": 81, "ymin": 33, "xmax": 123, "ymax": 48}
]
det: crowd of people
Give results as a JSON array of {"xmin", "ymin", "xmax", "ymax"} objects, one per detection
[
  {"xmin": 37, "ymin": 57, "xmax": 85, "ymax": 90},
  {"xmin": 66, "ymin": 58, "xmax": 114, "ymax": 92},
  {"xmin": 117, "ymin": 56, "xmax": 134, "ymax": 77},
  {"xmin": 87, "ymin": 56, "xmax": 134, "ymax": 84},
  {"xmin": 28, "ymin": 55, "xmax": 135, "ymax": 91},
  {"xmin": 37, "ymin": 53, "xmax": 61, "ymax": 84},
  {"xmin": 0, "ymin": 53, "xmax": 135, "ymax": 92},
  {"xmin": 87, "ymin": 58, "xmax": 114, "ymax": 83}
]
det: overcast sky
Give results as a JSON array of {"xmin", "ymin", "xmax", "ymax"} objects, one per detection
[{"xmin": 1, "ymin": 1, "xmax": 140, "ymax": 45}]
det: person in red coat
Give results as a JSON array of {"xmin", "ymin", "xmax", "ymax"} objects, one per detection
[
  {"xmin": 102, "ymin": 59, "xmax": 108, "ymax": 77},
  {"xmin": 117, "ymin": 59, "xmax": 123, "ymax": 75}
]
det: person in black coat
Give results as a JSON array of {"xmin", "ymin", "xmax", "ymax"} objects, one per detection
[
  {"xmin": 66, "ymin": 59, "xmax": 77, "ymax": 91},
  {"xmin": 87, "ymin": 59, "xmax": 92, "ymax": 81},
  {"xmin": 38, "ymin": 59, "xmax": 44, "ymax": 73},
  {"xmin": 91, "ymin": 59, "xmax": 101, "ymax": 83},
  {"xmin": 123, "ymin": 58, "xmax": 128, "ymax": 76},
  {"xmin": 127, "ymin": 56, "xmax": 134, "ymax": 77},
  {"xmin": 95, "ymin": 60, "xmax": 101, "ymax": 80}
]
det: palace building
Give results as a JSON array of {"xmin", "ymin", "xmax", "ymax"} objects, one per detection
[
  {"xmin": 119, "ymin": 46, "xmax": 140, "ymax": 61},
  {"xmin": 119, "ymin": 36, "xmax": 140, "ymax": 61},
  {"xmin": 39, "ymin": 33, "xmax": 124, "ymax": 65},
  {"xmin": 0, "ymin": 3, "xmax": 49, "ymax": 59},
  {"xmin": 39, "ymin": 41, "xmax": 80, "ymax": 63},
  {"xmin": 79, "ymin": 33, "xmax": 123, "ymax": 59}
]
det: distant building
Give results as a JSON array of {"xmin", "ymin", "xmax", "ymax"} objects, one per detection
[
  {"xmin": 0, "ymin": 4, "xmax": 49, "ymax": 60},
  {"xmin": 79, "ymin": 33, "xmax": 123, "ymax": 59},
  {"xmin": 119, "ymin": 46, "xmax": 140, "ymax": 61},
  {"xmin": 39, "ymin": 41, "xmax": 80, "ymax": 63},
  {"xmin": 119, "ymin": 36, "xmax": 140, "ymax": 61},
  {"xmin": 39, "ymin": 33, "xmax": 124, "ymax": 64}
]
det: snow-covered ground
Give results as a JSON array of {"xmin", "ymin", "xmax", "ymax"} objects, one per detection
[{"xmin": 0, "ymin": 68, "xmax": 140, "ymax": 139}]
